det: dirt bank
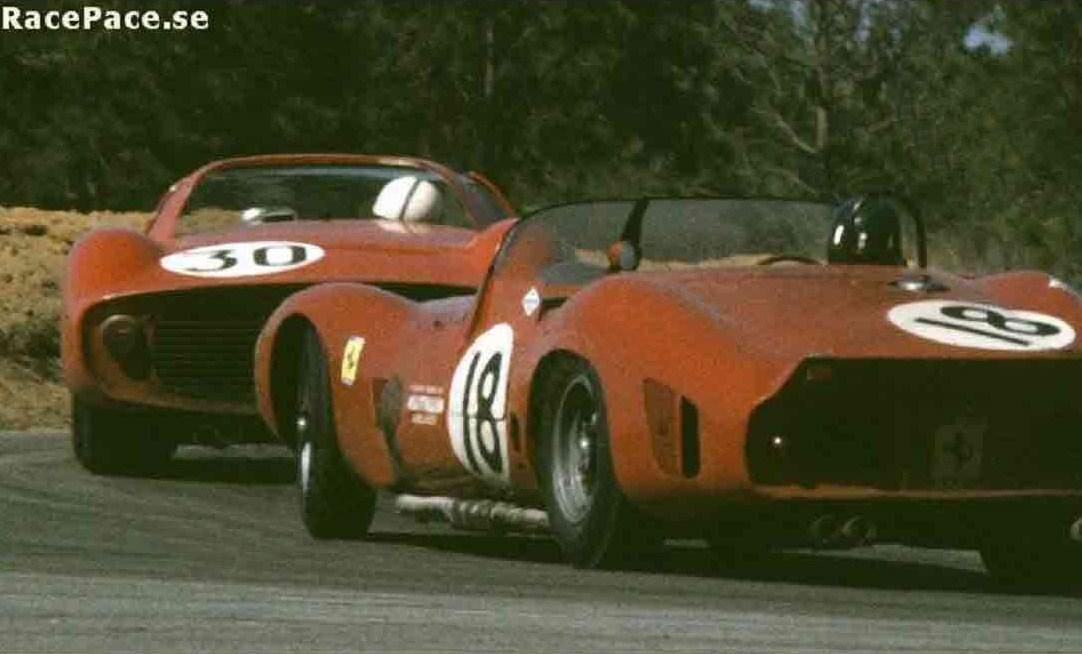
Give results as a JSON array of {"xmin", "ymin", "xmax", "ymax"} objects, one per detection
[{"xmin": 0, "ymin": 207, "xmax": 148, "ymax": 429}]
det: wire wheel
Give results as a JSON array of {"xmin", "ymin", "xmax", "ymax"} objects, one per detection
[
  {"xmin": 538, "ymin": 356, "xmax": 661, "ymax": 568},
  {"xmin": 293, "ymin": 326, "xmax": 376, "ymax": 539},
  {"xmin": 550, "ymin": 373, "xmax": 600, "ymax": 524}
]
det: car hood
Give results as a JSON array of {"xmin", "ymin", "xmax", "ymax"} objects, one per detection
[
  {"xmin": 623, "ymin": 265, "xmax": 1082, "ymax": 360},
  {"xmin": 111, "ymin": 220, "xmax": 494, "ymax": 299}
]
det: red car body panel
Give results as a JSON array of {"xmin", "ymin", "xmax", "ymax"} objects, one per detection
[
  {"xmin": 254, "ymin": 193, "xmax": 1082, "ymax": 527},
  {"xmin": 62, "ymin": 153, "xmax": 515, "ymax": 429}
]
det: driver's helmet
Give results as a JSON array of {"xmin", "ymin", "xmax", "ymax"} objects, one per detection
[
  {"xmin": 372, "ymin": 175, "xmax": 443, "ymax": 222},
  {"xmin": 826, "ymin": 197, "xmax": 904, "ymax": 265}
]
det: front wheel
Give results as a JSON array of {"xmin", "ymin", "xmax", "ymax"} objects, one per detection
[
  {"xmin": 536, "ymin": 357, "xmax": 659, "ymax": 568},
  {"xmin": 294, "ymin": 327, "xmax": 376, "ymax": 539},
  {"xmin": 71, "ymin": 395, "xmax": 174, "ymax": 476}
]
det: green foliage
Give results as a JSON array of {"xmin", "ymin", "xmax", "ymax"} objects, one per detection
[{"xmin": 1, "ymin": 0, "xmax": 1080, "ymax": 280}]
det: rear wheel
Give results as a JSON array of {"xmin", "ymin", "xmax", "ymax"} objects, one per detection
[
  {"xmin": 71, "ymin": 395, "xmax": 175, "ymax": 476},
  {"xmin": 537, "ymin": 357, "xmax": 659, "ymax": 568},
  {"xmin": 294, "ymin": 327, "xmax": 376, "ymax": 539},
  {"xmin": 981, "ymin": 528, "xmax": 1082, "ymax": 590}
]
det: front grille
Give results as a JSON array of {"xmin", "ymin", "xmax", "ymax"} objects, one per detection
[
  {"xmin": 151, "ymin": 319, "xmax": 263, "ymax": 403},
  {"xmin": 747, "ymin": 358, "xmax": 1082, "ymax": 490}
]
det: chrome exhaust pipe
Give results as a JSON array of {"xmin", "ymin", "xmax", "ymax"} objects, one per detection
[
  {"xmin": 808, "ymin": 514, "xmax": 876, "ymax": 549},
  {"xmin": 840, "ymin": 515, "xmax": 877, "ymax": 547},
  {"xmin": 192, "ymin": 424, "xmax": 227, "ymax": 448},
  {"xmin": 1069, "ymin": 517, "xmax": 1082, "ymax": 543},
  {"xmin": 809, "ymin": 514, "xmax": 840, "ymax": 548},
  {"xmin": 394, "ymin": 494, "xmax": 550, "ymax": 534}
]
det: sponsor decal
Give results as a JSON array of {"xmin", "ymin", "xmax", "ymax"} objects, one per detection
[
  {"xmin": 887, "ymin": 300, "xmax": 1075, "ymax": 351},
  {"xmin": 447, "ymin": 323, "xmax": 513, "ymax": 484},
  {"xmin": 406, "ymin": 393, "xmax": 446, "ymax": 415},
  {"xmin": 160, "ymin": 241, "xmax": 324, "ymax": 278},
  {"xmin": 340, "ymin": 336, "xmax": 365, "ymax": 387},
  {"xmin": 411, "ymin": 413, "xmax": 439, "ymax": 426},
  {"xmin": 406, "ymin": 384, "xmax": 446, "ymax": 427},
  {"xmin": 521, "ymin": 287, "xmax": 541, "ymax": 317},
  {"xmin": 408, "ymin": 384, "xmax": 445, "ymax": 396}
]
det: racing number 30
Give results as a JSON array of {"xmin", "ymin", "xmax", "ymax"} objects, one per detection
[
  {"xmin": 182, "ymin": 244, "xmax": 306, "ymax": 273},
  {"xmin": 448, "ymin": 323, "xmax": 513, "ymax": 484},
  {"xmin": 160, "ymin": 241, "xmax": 325, "ymax": 279}
]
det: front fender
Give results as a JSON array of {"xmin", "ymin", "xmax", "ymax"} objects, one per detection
[
  {"xmin": 61, "ymin": 228, "xmax": 161, "ymax": 397},
  {"xmin": 254, "ymin": 282, "xmax": 419, "ymax": 488}
]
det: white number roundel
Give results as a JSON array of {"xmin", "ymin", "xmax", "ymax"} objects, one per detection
[
  {"xmin": 888, "ymin": 300, "xmax": 1076, "ymax": 351},
  {"xmin": 448, "ymin": 323, "xmax": 513, "ymax": 485},
  {"xmin": 160, "ymin": 241, "xmax": 324, "ymax": 278}
]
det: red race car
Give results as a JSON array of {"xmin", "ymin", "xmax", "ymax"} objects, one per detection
[
  {"xmin": 254, "ymin": 196, "xmax": 1082, "ymax": 587},
  {"xmin": 62, "ymin": 153, "xmax": 516, "ymax": 475}
]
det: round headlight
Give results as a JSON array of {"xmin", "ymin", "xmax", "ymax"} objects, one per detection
[{"xmin": 101, "ymin": 315, "xmax": 149, "ymax": 379}]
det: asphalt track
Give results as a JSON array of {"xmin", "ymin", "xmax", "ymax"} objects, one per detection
[{"xmin": 3, "ymin": 432, "xmax": 1082, "ymax": 653}]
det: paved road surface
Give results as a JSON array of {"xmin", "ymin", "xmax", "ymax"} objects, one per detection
[{"xmin": 2, "ymin": 432, "xmax": 1082, "ymax": 653}]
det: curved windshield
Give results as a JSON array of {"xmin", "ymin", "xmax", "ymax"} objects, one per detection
[
  {"xmin": 178, "ymin": 164, "xmax": 473, "ymax": 236},
  {"xmin": 506, "ymin": 198, "xmax": 920, "ymax": 275},
  {"xmin": 509, "ymin": 198, "xmax": 833, "ymax": 272}
]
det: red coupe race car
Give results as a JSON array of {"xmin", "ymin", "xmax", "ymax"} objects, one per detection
[
  {"xmin": 62, "ymin": 153, "xmax": 516, "ymax": 475},
  {"xmin": 254, "ymin": 196, "xmax": 1082, "ymax": 587}
]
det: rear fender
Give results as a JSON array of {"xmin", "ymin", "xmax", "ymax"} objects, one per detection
[
  {"xmin": 255, "ymin": 282, "xmax": 420, "ymax": 489},
  {"xmin": 511, "ymin": 277, "xmax": 796, "ymax": 506},
  {"xmin": 981, "ymin": 270, "xmax": 1082, "ymax": 325}
]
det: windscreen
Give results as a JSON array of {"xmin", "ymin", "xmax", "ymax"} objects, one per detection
[
  {"xmin": 178, "ymin": 164, "xmax": 473, "ymax": 235},
  {"xmin": 512, "ymin": 198, "xmax": 842, "ymax": 273}
]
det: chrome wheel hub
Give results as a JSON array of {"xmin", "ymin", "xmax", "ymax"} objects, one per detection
[
  {"xmin": 297, "ymin": 413, "xmax": 313, "ymax": 494},
  {"xmin": 552, "ymin": 374, "xmax": 599, "ymax": 523}
]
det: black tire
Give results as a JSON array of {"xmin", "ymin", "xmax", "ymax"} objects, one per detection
[
  {"xmin": 981, "ymin": 530, "xmax": 1082, "ymax": 591},
  {"xmin": 536, "ymin": 357, "xmax": 659, "ymax": 568},
  {"xmin": 71, "ymin": 395, "xmax": 175, "ymax": 476},
  {"xmin": 294, "ymin": 327, "xmax": 376, "ymax": 539}
]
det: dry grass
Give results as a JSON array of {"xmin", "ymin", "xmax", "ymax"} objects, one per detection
[
  {"xmin": 0, "ymin": 206, "xmax": 1025, "ymax": 430},
  {"xmin": 0, "ymin": 207, "xmax": 148, "ymax": 429}
]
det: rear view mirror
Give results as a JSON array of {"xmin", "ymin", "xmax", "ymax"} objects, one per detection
[
  {"xmin": 607, "ymin": 240, "xmax": 640, "ymax": 272},
  {"xmin": 240, "ymin": 206, "xmax": 297, "ymax": 224}
]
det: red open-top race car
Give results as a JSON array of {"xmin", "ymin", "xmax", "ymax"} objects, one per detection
[
  {"xmin": 254, "ymin": 195, "xmax": 1082, "ymax": 588},
  {"xmin": 62, "ymin": 153, "xmax": 516, "ymax": 475}
]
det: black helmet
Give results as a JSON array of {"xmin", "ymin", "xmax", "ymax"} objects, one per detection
[{"xmin": 826, "ymin": 196, "xmax": 904, "ymax": 265}]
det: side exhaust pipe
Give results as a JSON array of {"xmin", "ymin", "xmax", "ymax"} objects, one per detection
[
  {"xmin": 192, "ymin": 424, "xmax": 228, "ymax": 448},
  {"xmin": 394, "ymin": 494, "xmax": 550, "ymax": 534},
  {"xmin": 840, "ymin": 515, "xmax": 877, "ymax": 547},
  {"xmin": 1069, "ymin": 517, "xmax": 1082, "ymax": 543},
  {"xmin": 809, "ymin": 514, "xmax": 841, "ymax": 548},
  {"xmin": 808, "ymin": 514, "xmax": 877, "ymax": 549}
]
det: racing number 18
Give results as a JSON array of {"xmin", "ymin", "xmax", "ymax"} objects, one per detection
[
  {"xmin": 460, "ymin": 349, "xmax": 505, "ymax": 476},
  {"xmin": 918, "ymin": 304, "xmax": 1061, "ymax": 347}
]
